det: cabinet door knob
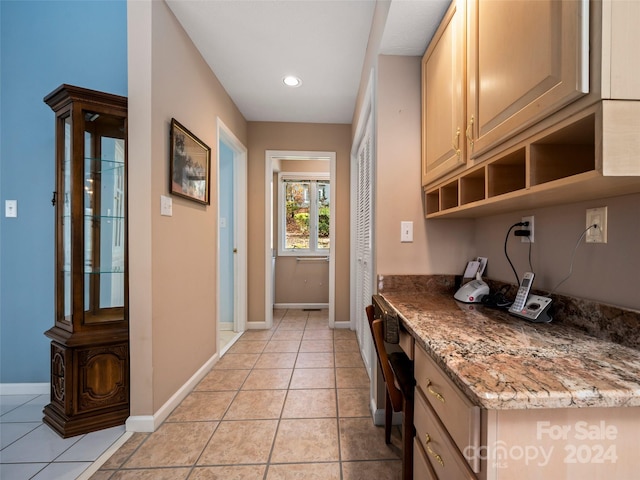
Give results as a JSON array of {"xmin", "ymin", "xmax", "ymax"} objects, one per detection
[
  {"xmin": 425, "ymin": 433, "xmax": 445, "ymax": 466},
  {"xmin": 426, "ymin": 379, "xmax": 445, "ymax": 403},
  {"xmin": 466, "ymin": 115, "xmax": 475, "ymax": 151}
]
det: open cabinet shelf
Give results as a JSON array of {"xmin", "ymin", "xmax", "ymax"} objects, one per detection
[{"xmin": 424, "ymin": 101, "xmax": 640, "ymax": 218}]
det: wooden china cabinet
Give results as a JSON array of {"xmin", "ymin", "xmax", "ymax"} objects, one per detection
[{"xmin": 43, "ymin": 85, "xmax": 129, "ymax": 438}]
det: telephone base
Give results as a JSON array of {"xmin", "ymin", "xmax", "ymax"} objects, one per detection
[{"xmin": 508, "ymin": 294, "xmax": 553, "ymax": 323}]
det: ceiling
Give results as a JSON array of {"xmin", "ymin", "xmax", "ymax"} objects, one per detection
[{"xmin": 166, "ymin": 0, "xmax": 450, "ymax": 124}]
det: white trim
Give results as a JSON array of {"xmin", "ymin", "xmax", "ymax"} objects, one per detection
[
  {"xmin": 371, "ymin": 405, "xmax": 402, "ymax": 427},
  {"xmin": 0, "ymin": 383, "xmax": 49, "ymax": 395},
  {"xmin": 351, "ymin": 68, "xmax": 375, "ymax": 332},
  {"xmin": 352, "ymin": 69, "xmax": 379, "ymax": 423},
  {"xmin": 273, "ymin": 303, "xmax": 329, "ymax": 310},
  {"xmin": 277, "ymin": 171, "xmax": 331, "ymax": 257},
  {"xmin": 246, "ymin": 321, "xmax": 269, "ymax": 330},
  {"xmin": 216, "ymin": 118, "xmax": 248, "ymax": 341},
  {"xmin": 125, "ymin": 352, "xmax": 219, "ymax": 432},
  {"xmin": 265, "ymin": 150, "xmax": 336, "ymax": 329},
  {"xmin": 333, "ymin": 321, "xmax": 351, "ymax": 329},
  {"xmin": 219, "ymin": 331, "xmax": 243, "ymax": 356}
]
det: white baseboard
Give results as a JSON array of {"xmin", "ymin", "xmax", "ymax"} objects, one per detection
[
  {"xmin": 274, "ymin": 303, "xmax": 329, "ymax": 310},
  {"xmin": 246, "ymin": 321, "xmax": 269, "ymax": 329},
  {"xmin": 126, "ymin": 351, "xmax": 220, "ymax": 433},
  {"xmin": 0, "ymin": 383, "xmax": 49, "ymax": 395},
  {"xmin": 333, "ymin": 321, "xmax": 352, "ymax": 329},
  {"xmin": 219, "ymin": 331, "xmax": 243, "ymax": 356},
  {"xmin": 371, "ymin": 405, "xmax": 402, "ymax": 426}
]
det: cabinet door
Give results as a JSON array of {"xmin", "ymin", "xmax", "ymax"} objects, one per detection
[
  {"xmin": 467, "ymin": 0, "xmax": 589, "ymax": 158},
  {"xmin": 421, "ymin": 0, "xmax": 466, "ymax": 186}
]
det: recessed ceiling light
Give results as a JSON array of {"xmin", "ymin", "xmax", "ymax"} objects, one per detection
[{"xmin": 283, "ymin": 75, "xmax": 302, "ymax": 88}]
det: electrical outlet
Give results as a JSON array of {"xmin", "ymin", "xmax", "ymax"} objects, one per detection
[
  {"xmin": 586, "ymin": 207, "xmax": 607, "ymax": 243},
  {"xmin": 521, "ymin": 215, "xmax": 534, "ymax": 243}
]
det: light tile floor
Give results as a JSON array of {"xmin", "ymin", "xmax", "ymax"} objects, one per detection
[
  {"xmin": 1, "ymin": 309, "xmax": 402, "ymax": 479},
  {"xmin": 0, "ymin": 392, "xmax": 125, "ymax": 480}
]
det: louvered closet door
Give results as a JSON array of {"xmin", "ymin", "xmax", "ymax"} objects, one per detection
[{"xmin": 354, "ymin": 113, "xmax": 374, "ymax": 373}]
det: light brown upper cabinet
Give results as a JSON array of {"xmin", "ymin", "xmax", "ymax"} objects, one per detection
[
  {"xmin": 466, "ymin": 0, "xmax": 589, "ymax": 159},
  {"xmin": 422, "ymin": 0, "xmax": 588, "ymax": 187},
  {"xmin": 421, "ymin": 0, "xmax": 466, "ymax": 186},
  {"xmin": 422, "ymin": 0, "xmax": 640, "ymax": 218}
]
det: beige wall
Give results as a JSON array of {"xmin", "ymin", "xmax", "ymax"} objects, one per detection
[
  {"xmin": 474, "ymin": 193, "xmax": 640, "ymax": 311},
  {"xmin": 247, "ymin": 122, "xmax": 352, "ymax": 323},
  {"xmin": 375, "ymin": 55, "xmax": 476, "ymax": 275},
  {"xmin": 128, "ymin": 0, "xmax": 247, "ymax": 415}
]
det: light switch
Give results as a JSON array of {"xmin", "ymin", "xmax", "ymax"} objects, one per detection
[
  {"xmin": 5, "ymin": 200, "xmax": 17, "ymax": 218},
  {"xmin": 160, "ymin": 195, "xmax": 172, "ymax": 216},
  {"xmin": 401, "ymin": 221, "xmax": 413, "ymax": 243}
]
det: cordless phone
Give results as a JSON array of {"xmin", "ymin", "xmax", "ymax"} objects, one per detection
[
  {"xmin": 508, "ymin": 271, "xmax": 553, "ymax": 323},
  {"xmin": 509, "ymin": 272, "xmax": 534, "ymax": 313}
]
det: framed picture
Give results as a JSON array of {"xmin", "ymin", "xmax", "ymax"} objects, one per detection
[{"xmin": 170, "ymin": 118, "xmax": 211, "ymax": 204}]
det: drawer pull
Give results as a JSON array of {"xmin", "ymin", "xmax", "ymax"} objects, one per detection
[
  {"xmin": 426, "ymin": 379, "xmax": 445, "ymax": 403},
  {"xmin": 425, "ymin": 433, "xmax": 444, "ymax": 467}
]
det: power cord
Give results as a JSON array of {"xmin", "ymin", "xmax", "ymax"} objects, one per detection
[
  {"xmin": 550, "ymin": 224, "xmax": 597, "ymax": 294},
  {"xmin": 504, "ymin": 221, "xmax": 528, "ymax": 285}
]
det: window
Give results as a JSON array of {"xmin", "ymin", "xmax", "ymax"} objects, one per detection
[{"xmin": 278, "ymin": 173, "xmax": 330, "ymax": 255}]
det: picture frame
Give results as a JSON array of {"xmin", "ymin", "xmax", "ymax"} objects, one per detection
[{"xmin": 170, "ymin": 118, "xmax": 211, "ymax": 204}]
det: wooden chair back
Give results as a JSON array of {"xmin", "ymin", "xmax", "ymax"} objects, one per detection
[{"xmin": 366, "ymin": 304, "xmax": 403, "ymax": 412}]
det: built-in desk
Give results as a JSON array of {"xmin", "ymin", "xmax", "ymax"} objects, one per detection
[{"xmin": 378, "ymin": 275, "xmax": 640, "ymax": 480}]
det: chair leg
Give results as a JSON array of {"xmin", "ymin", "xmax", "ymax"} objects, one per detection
[
  {"xmin": 401, "ymin": 395, "xmax": 415, "ymax": 480},
  {"xmin": 384, "ymin": 389, "xmax": 392, "ymax": 444}
]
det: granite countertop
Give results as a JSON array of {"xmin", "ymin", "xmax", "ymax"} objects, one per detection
[{"xmin": 379, "ymin": 277, "xmax": 640, "ymax": 411}]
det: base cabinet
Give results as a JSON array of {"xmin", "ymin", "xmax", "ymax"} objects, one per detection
[
  {"xmin": 43, "ymin": 334, "xmax": 129, "ymax": 438},
  {"xmin": 414, "ymin": 344, "xmax": 640, "ymax": 480}
]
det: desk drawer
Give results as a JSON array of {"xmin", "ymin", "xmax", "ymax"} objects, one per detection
[
  {"xmin": 415, "ymin": 345, "xmax": 480, "ymax": 472},
  {"xmin": 415, "ymin": 388, "xmax": 477, "ymax": 480},
  {"xmin": 399, "ymin": 324, "xmax": 414, "ymax": 360},
  {"xmin": 414, "ymin": 438, "xmax": 438, "ymax": 480}
]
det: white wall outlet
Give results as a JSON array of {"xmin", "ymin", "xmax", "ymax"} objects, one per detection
[
  {"xmin": 400, "ymin": 221, "xmax": 413, "ymax": 243},
  {"xmin": 160, "ymin": 195, "xmax": 173, "ymax": 216},
  {"xmin": 521, "ymin": 215, "xmax": 534, "ymax": 243},
  {"xmin": 586, "ymin": 207, "xmax": 607, "ymax": 243},
  {"xmin": 5, "ymin": 200, "xmax": 17, "ymax": 218}
]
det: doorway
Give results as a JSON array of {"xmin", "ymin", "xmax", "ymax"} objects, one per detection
[
  {"xmin": 264, "ymin": 150, "xmax": 337, "ymax": 329},
  {"xmin": 217, "ymin": 119, "xmax": 247, "ymax": 354}
]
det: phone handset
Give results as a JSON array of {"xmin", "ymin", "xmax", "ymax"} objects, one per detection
[{"xmin": 509, "ymin": 272, "xmax": 534, "ymax": 313}]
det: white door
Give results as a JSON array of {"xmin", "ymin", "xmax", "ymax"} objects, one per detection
[
  {"xmin": 353, "ymin": 112, "xmax": 375, "ymax": 376},
  {"xmin": 217, "ymin": 120, "xmax": 247, "ymax": 350}
]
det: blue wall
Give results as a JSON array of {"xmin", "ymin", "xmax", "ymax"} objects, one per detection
[{"xmin": 0, "ymin": 0, "xmax": 127, "ymax": 383}]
